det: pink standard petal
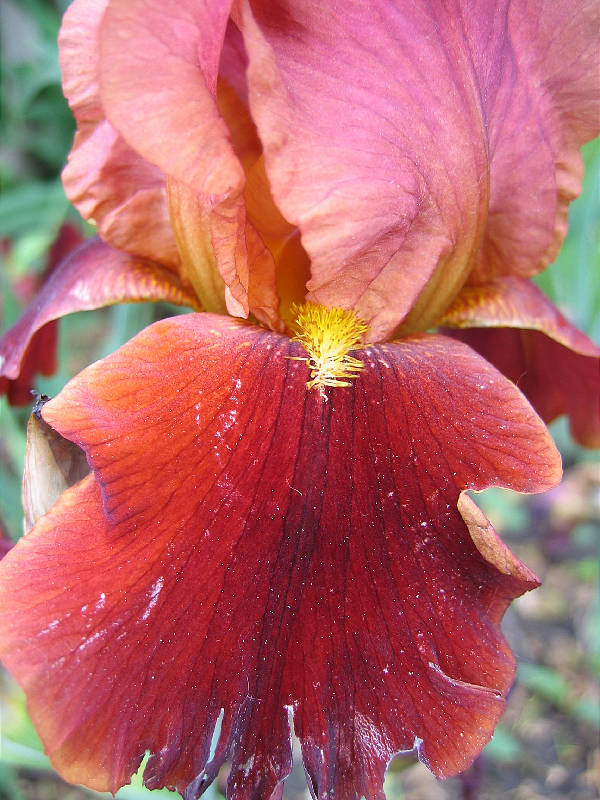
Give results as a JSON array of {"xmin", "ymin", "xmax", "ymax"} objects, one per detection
[
  {"xmin": 0, "ymin": 316, "xmax": 560, "ymax": 798},
  {"xmin": 59, "ymin": 0, "xmax": 180, "ymax": 269},
  {"xmin": 238, "ymin": 1, "xmax": 597, "ymax": 338},
  {"xmin": 238, "ymin": 1, "xmax": 491, "ymax": 340},
  {"xmin": 98, "ymin": 0, "xmax": 260, "ymax": 319},
  {"xmin": 469, "ymin": 0, "xmax": 599, "ymax": 282}
]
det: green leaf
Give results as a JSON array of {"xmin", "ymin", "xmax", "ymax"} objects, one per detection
[
  {"xmin": 517, "ymin": 663, "xmax": 570, "ymax": 705},
  {"xmin": 569, "ymin": 698, "xmax": 600, "ymax": 729},
  {"xmin": 0, "ymin": 739, "xmax": 51, "ymax": 771},
  {"xmin": 484, "ymin": 725, "xmax": 520, "ymax": 762},
  {"xmin": 0, "ymin": 763, "xmax": 26, "ymax": 800},
  {"xmin": 0, "ymin": 180, "xmax": 68, "ymax": 239}
]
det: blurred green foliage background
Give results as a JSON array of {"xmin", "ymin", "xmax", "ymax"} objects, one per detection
[{"xmin": 0, "ymin": 1, "xmax": 598, "ymax": 799}]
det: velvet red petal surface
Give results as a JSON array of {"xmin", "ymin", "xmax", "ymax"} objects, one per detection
[
  {"xmin": 448, "ymin": 328, "xmax": 600, "ymax": 448},
  {"xmin": 441, "ymin": 277, "xmax": 600, "ymax": 446},
  {"xmin": 0, "ymin": 237, "xmax": 198, "ymax": 385},
  {"xmin": 0, "ymin": 322, "xmax": 57, "ymax": 405},
  {"xmin": 59, "ymin": 0, "xmax": 181, "ymax": 270},
  {"xmin": 0, "ymin": 524, "xmax": 13, "ymax": 558},
  {"xmin": 1, "ymin": 224, "xmax": 82, "ymax": 405},
  {"xmin": 0, "ymin": 316, "xmax": 560, "ymax": 798}
]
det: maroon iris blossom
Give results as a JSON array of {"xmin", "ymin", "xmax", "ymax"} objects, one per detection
[
  {"xmin": 0, "ymin": 1, "xmax": 598, "ymax": 798},
  {"xmin": 0, "ymin": 223, "xmax": 82, "ymax": 405}
]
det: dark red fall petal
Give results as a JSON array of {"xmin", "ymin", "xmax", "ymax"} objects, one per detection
[
  {"xmin": 441, "ymin": 276, "xmax": 599, "ymax": 357},
  {"xmin": 0, "ymin": 321, "xmax": 58, "ymax": 405},
  {"xmin": 0, "ymin": 318, "xmax": 559, "ymax": 799},
  {"xmin": 441, "ymin": 277, "xmax": 600, "ymax": 446},
  {"xmin": 1, "ymin": 224, "xmax": 83, "ymax": 405},
  {"xmin": 0, "ymin": 237, "xmax": 198, "ymax": 385},
  {"xmin": 0, "ymin": 520, "xmax": 14, "ymax": 558},
  {"xmin": 447, "ymin": 327, "xmax": 599, "ymax": 448}
]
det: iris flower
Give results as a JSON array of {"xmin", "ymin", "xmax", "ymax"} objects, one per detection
[{"xmin": 0, "ymin": 1, "xmax": 598, "ymax": 798}]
